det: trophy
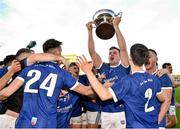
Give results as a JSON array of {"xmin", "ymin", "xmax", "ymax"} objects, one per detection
[{"xmin": 93, "ymin": 9, "xmax": 122, "ymax": 40}]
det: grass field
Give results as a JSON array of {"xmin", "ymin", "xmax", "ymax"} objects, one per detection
[{"xmin": 174, "ymin": 86, "xmax": 180, "ymax": 128}]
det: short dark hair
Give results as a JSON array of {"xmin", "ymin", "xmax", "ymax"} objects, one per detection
[
  {"xmin": 130, "ymin": 43, "xmax": 149, "ymax": 66},
  {"xmin": 109, "ymin": 46, "xmax": 120, "ymax": 53},
  {"xmin": 43, "ymin": 39, "xmax": 62, "ymax": 52},
  {"xmin": 148, "ymin": 49, "xmax": 157, "ymax": 56},
  {"xmin": 16, "ymin": 48, "xmax": 33, "ymax": 58},
  {"xmin": 162, "ymin": 63, "xmax": 171, "ymax": 69},
  {"xmin": 3, "ymin": 55, "xmax": 16, "ymax": 66},
  {"xmin": 68, "ymin": 62, "xmax": 78, "ymax": 68}
]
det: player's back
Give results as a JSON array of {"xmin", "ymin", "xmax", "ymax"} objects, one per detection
[
  {"xmin": 120, "ymin": 72, "xmax": 161, "ymax": 128},
  {"xmin": 16, "ymin": 61, "xmax": 77, "ymax": 128}
]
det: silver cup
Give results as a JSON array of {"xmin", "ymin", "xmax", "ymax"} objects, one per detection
[{"xmin": 93, "ymin": 9, "xmax": 122, "ymax": 40}]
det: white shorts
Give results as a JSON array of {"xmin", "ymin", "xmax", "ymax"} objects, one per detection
[
  {"xmin": 0, "ymin": 114, "xmax": 16, "ymax": 128},
  {"xmin": 86, "ymin": 110, "xmax": 101, "ymax": 125},
  {"xmin": 81, "ymin": 112, "xmax": 88, "ymax": 125},
  {"xmin": 159, "ymin": 127, "xmax": 165, "ymax": 129},
  {"xmin": 70, "ymin": 115, "xmax": 82, "ymax": 125},
  {"xmin": 101, "ymin": 111, "xmax": 126, "ymax": 129},
  {"xmin": 168, "ymin": 105, "xmax": 176, "ymax": 116}
]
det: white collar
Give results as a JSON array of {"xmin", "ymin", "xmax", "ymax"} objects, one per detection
[
  {"xmin": 110, "ymin": 63, "xmax": 121, "ymax": 68},
  {"xmin": 132, "ymin": 71, "xmax": 145, "ymax": 74},
  {"xmin": 151, "ymin": 69, "xmax": 158, "ymax": 75}
]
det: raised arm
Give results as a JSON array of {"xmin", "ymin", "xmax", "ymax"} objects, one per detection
[
  {"xmin": 113, "ymin": 17, "xmax": 129, "ymax": 67},
  {"xmin": 77, "ymin": 55, "xmax": 112, "ymax": 101},
  {"xmin": 86, "ymin": 21, "xmax": 103, "ymax": 68}
]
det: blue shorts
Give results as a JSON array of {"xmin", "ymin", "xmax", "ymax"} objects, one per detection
[{"xmin": 15, "ymin": 116, "xmax": 57, "ymax": 128}]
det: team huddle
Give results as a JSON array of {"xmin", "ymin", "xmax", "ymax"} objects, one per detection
[{"xmin": 0, "ymin": 17, "xmax": 176, "ymax": 128}]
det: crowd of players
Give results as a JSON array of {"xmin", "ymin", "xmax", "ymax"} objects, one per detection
[{"xmin": 0, "ymin": 16, "xmax": 179, "ymax": 129}]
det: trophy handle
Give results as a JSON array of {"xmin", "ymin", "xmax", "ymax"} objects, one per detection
[
  {"xmin": 116, "ymin": 12, "xmax": 122, "ymax": 18},
  {"xmin": 91, "ymin": 21, "xmax": 97, "ymax": 28}
]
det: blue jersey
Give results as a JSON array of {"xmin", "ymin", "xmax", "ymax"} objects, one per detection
[
  {"xmin": 70, "ymin": 75, "xmax": 90, "ymax": 117},
  {"xmin": 70, "ymin": 92, "xmax": 83, "ymax": 117},
  {"xmin": 80, "ymin": 74, "xmax": 101, "ymax": 112},
  {"xmin": 15, "ymin": 62, "xmax": 78, "ymax": 128},
  {"xmin": 57, "ymin": 91, "xmax": 79, "ymax": 128},
  {"xmin": 110, "ymin": 71, "xmax": 162, "ymax": 128},
  {"xmin": 0, "ymin": 66, "xmax": 8, "ymax": 112},
  {"xmin": 0, "ymin": 66, "xmax": 8, "ymax": 78},
  {"xmin": 98, "ymin": 63, "xmax": 130, "ymax": 112},
  {"xmin": 156, "ymin": 74, "xmax": 172, "ymax": 127},
  {"xmin": 158, "ymin": 74, "xmax": 172, "ymax": 90}
]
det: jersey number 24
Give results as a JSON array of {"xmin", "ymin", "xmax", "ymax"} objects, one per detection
[{"xmin": 24, "ymin": 69, "xmax": 58, "ymax": 97}]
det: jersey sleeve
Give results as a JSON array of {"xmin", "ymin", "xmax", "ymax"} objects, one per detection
[
  {"xmin": 109, "ymin": 77, "xmax": 130, "ymax": 102},
  {"xmin": 97, "ymin": 63, "xmax": 109, "ymax": 75},
  {"xmin": 16, "ymin": 67, "xmax": 29, "ymax": 82},
  {"xmin": 155, "ymin": 78, "xmax": 163, "ymax": 95},
  {"xmin": 121, "ymin": 64, "xmax": 131, "ymax": 74},
  {"xmin": 160, "ymin": 74, "xmax": 172, "ymax": 90},
  {"xmin": 0, "ymin": 66, "xmax": 8, "ymax": 78},
  {"xmin": 62, "ymin": 70, "xmax": 78, "ymax": 90}
]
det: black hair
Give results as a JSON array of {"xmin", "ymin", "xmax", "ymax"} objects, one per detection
[
  {"xmin": 43, "ymin": 39, "xmax": 62, "ymax": 52},
  {"xmin": 148, "ymin": 49, "xmax": 157, "ymax": 56},
  {"xmin": 130, "ymin": 43, "xmax": 149, "ymax": 66},
  {"xmin": 3, "ymin": 55, "xmax": 16, "ymax": 66},
  {"xmin": 162, "ymin": 62, "xmax": 172, "ymax": 69},
  {"xmin": 109, "ymin": 46, "xmax": 120, "ymax": 53},
  {"xmin": 68, "ymin": 62, "xmax": 78, "ymax": 68}
]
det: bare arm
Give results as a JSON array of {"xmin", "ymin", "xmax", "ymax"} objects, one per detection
[
  {"xmin": 156, "ymin": 92, "xmax": 165, "ymax": 124},
  {"xmin": 0, "ymin": 78, "xmax": 23, "ymax": 100},
  {"xmin": 86, "ymin": 22, "xmax": 103, "ymax": 68},
  {"xmin": 156, "ymin": 92, "xmax": 165, "ymax": 102},
  {"xmin": 27, "ymin": 53, "xmax": 67, "ymax": 66},
  {"xmin": 157, "ymin": 89, "xmax": 172, "ymax": 124},
  {"xmin": 173, "ymin": 82, "xmax": 180, "ymax": 88},
  {"xmin": 72, "ymin": 83, "xmax": 95, "ymax": 97},
  {"xmin": 0, "ymin": 60, "xmax": 21, "ymax": 90},
  {"xmin": 170, "ymin": 76, "xmax": 180, "ymax": 88},
  {"xmin": 113, "ymin": 17, "xmax": 129, "ymax": 67},
  {"xmin": 77, "ymin": 55, "xmax": 113, "ymax": 101}
]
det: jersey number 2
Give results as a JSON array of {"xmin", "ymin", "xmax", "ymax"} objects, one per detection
[
  {"xmin": 145, "ymin": 88, "xmax": 155, "ymax": 112},
  {"xmin": 24, "ymin": 69, "xmax": 57, "ymax": 97}
]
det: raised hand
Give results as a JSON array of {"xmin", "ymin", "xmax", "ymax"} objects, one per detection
[
  {"xmin": 86, "ymin": 21, "xmax": 94, "ymax": 31},
  {"xmin": 98, "ymin": 73, "xmax": 106, "ymax": 82},
  {"xmin": 112, "ymin": 16, "xmax": 121, "ymax": 27},
  {"xmin": 155, "ymin": 69, "xmax": 169, "ymax": 77},
  {"xmin": 104, "ymin": 80, "xmax": 114, "ymax": 88},
  {"xmin": 9, "ymin": 60, "xmax": 21, "ymax": 73},
  {"xmin": 77, "ymin": 55, "xmax": 93, "ymax": 74}
]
